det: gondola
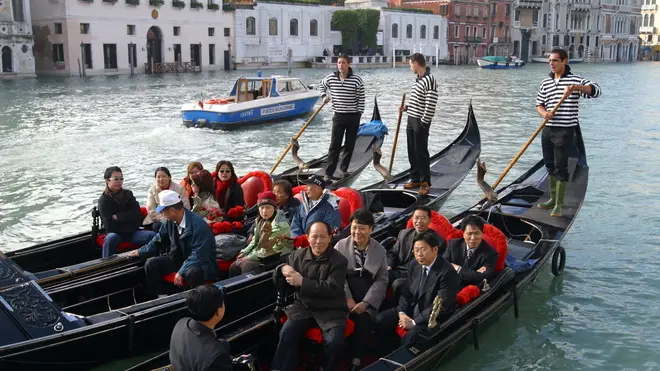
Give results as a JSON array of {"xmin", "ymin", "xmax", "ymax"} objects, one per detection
[
  {"xmin": 128, "ymin": 125, "xmax": 587, "ymax": 371},
  {"xmin": 0, "ymin": 104, "xmax": 481, "ymax": 370}
]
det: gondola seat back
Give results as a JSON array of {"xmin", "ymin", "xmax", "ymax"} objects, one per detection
[
  {"xmin": 279, "ymin": 315, "xmax": 355, "ymax": 344},
  {"xmin": 162, "ymin": 272, "xmax": 216, "ymax": 286},
  {"xmin": 406, "ymin": 210, "xmax": 455, "ymax": 243},
  {"xmin": 95, "ymin": 207, "xmax": 150, "ymax": 253},
  {"xmin": 447, "ymin": 224, "xmax": 508, "ymax": 273},
  {"xmin": 239, "ymin": 171, "xmax": 273, "ymax": 208}
]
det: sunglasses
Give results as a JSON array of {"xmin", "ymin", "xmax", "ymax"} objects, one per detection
[
  {"xmin": 110, "ymin": 177, "xmax": 124, "ymax": 181},
  {"xmin": 218, "ymin": 170, "xmax": 232, "ymax": 174}
]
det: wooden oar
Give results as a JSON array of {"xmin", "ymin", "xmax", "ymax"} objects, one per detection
[
  {"xmin": 388, "ymin": 93, "xmax": 406, "ymax": 173},
  {"xmin": 270, "ymin": 101, "xmax": 327, "ymax": 175},
  {"xmin": 489, "ymin": 92, "xmax": 571, "ymax": 191}
]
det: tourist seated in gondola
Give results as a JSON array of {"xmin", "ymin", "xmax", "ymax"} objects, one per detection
[
  {"xmin": 229, "ymin": 191, "xmax": 292, "ymax": 277},
  {"xmin": 212, "ymin": 160, "xmax": 245, "ymax": 213},
  {"xmin": 98, "ymin": 166, "xmax": 157, "ymax": 258},
  {"xmin": 375, "ymin": 232, "xmax": 460, "ymax": 345},
  {"xmin": 191, "ymin": 170, "xmax": 221, "ymax": 222},
  {"xmin": 443, "ymin": 215, "xmax": 498, "ymax": 286},
  {"xmin": 180, "ymin": 161, "xmax": 204, "ymax": 207},
  {"xmin": 129, "ymin": 190, "xmax": 218, "ymax": 296},
  {"xmin": 272, "ymin": 179, "xmax": 301, "ymax": 224},
  {"xmin": 387, "ymin": 206, "xmax": 443, "ymax": 298},
  {"xmin": 169, "ymin": 285, "xmax": 232, "ymax": 371},
  {"xmin": 334, "ymin": 209, "xmax": 388, "ymax": 371},
  {"xmin": 290, "ymin": 175, "xmax": 341, "ymax": 238},
  {"xmin": 271, "ymin": 221, "xmax": 348, "ymax": 371},
  {"xmin": 145, "ymin": 167, "xmax": 190, "ymax": 232}
]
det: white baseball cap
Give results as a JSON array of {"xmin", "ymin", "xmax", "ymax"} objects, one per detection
[{"xmin": 155, "ymin": 190, "xmax": 182, "ymax": 212}]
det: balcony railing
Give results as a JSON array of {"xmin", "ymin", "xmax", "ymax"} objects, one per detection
[
  {"xmin": 642, "ymin": 4, "xmax": 657, "ymax": 10},
  {"xmin": 466, "ymin": 37, "xmax": 483, "ymax": 43},
  {"xmin": 640, "ymin": 26, "xmax": 656, "ymax": 33},
  {"xmin": 515, "ymin": 0, "xmax": 542, "ymax": 8}
]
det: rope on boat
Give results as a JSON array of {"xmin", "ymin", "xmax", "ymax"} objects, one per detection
[{"xmin": 378, "ymin": 357, "xmax": 408, "ymax": 371}]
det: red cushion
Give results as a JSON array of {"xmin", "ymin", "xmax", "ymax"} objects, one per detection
[
  {"xmin": 395, "ymin": 326, "xmax": 407, "ymax": 338},
  {"xmin": 406, "ymin": 210, "xmax": 456, "ymax": 242},
  {"xmin": 331, "ymin": 187, "xmax": 363, "ymax": 230},
  {"xmin": 456, "ymin": 284, "xmax": 481, "ymax": 306},
  {"xmin": 280, "ymin": 315, "xmax": 355, "ymax": 344},
  {"xmin": 140, "ymin": 206, "xmax": 148, "ymax": 218},
  {"xmin": 335, "ymin": 197, "xmax": 351, "ymax": 229},
  {"xmin": 481, "ymin": 224, "xmax": 508, "ymax": 272},
  {"xmin": 163, "ymin": 272, "xmax": 215, "ymax": 285},
  {"xmin": 95, "ymin": 233, "xmax": 140, "ymax": 253},
  {"xmin": 238, "ymin": 171, "xmax": 274, "ymax": 207},
  {"xmin": 292, "ymin": 185, "xmax": 306, "ymax": 196},
  {"xmin": 216, "ymin": 258, "xmax": 235, "ymax": 272},
  {"xmin": 293, "ymin": 235, "xmax": 309, "ymax": 249}
]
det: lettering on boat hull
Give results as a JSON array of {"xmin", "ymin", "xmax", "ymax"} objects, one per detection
[{"xmin": 261, "ymin": 103, "xmax": 295, "ymax": 116}]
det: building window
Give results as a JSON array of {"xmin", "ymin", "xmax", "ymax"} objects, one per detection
[
  {"xmin": 482, "ymin": 7, "xmax": 487, "ymax": 17},
  {"xmin": 466, "ymin": 6, "xmax": 471, "ymax": 16},
  {"xmin": 595, "ymin": 36, "xmax": 599, "ymax": 46},
  {"xmin": 190, "ymin": 44, "xmax": 201, "ymax": 66},
  {"xmin": 542, "ymin": 35, "xmax": 546, "ymax": 45},
  {"xmin": 174, "ymin": 26, "xmax": 181, "ymax": 36},
  {"xmin": 209, "ymin": 44, "xmax": 215, "ymax": 65},
  {"xmin": 543, "ymin": 14, "xmax": 548, "ymax": 28},
  {"xmin": 455, "ymin": 4, "xmax": 460, "ymax": 16},
  {"xmin": 473, "ymin": 26, "xmax": 477, "ymax": 38},
  {"xmin": 52, "ymin": 43, "xmax": 65, "ymax": 63},
  {"xmin": 208, "ymin": 27, "xmax": 215, "ymax": 36},
  {"xmin": 127, "ymin": 43, "xmax": 137, "ymax": 67},
  {"xmin": 514, "ymin": 9, "xmax": 520, "ymax": 22},
  {"xmin": 246, "ymin": 17, "xmax": 256, "ymax": 35},
  {"xmin": 80, "ymin": 23, "xmax": 90, "ymax": 34},
  {"xmin": 505, "ymin": 4, "xmax": 510, "ymax": 16},
  {"xmin": 174, "ymin": 44, "xmax": 182, "ymax": 62},
  {"xmin": 392, "ymin": 23, "xmax": 398, "ymax": 38},
  {"xmin": 465, "ymin": 25, "xmax": 470, "ymax": 39},
  {"xmin": 406, "ymin": 24, "xmax": 412, "ymax": 38},
  {"xmin": 482, "ymin": 27, "xmax": 486, "ymax": 38},
  {"xmin": 454, "ymin": 25, "xmax": 459, "ymax": 38},
  {"xmin": 82, "ymin": 43, "xmax": 92, "ymax": 69},
  {"xmin": 103, "ymin": 44, "xmax": 117, "ymax": 69},
  {"xmin": 269, "ymin": 18, "xmax": 278, "ymax": 36},
  {"xmin": 433, "ymin": 25, "xmax": 439, "ymax": 39},
  {"xmin": 491, "ymin": 3, "xmax": 496, "ymax": 16},
  {"xmin": 127, "ymin": 24, "xmax": 135, "ymax": 35},
  {"xmin": 439, "ymin": 4, "xmax": 448, "ymax": 15},
  {"xmin": 533, "ymin": 10, "xmax": 539, "ymax": 26},
  {"xmin": 290, "ymin": 18, "xmax": 298, "ymax": 36},
  {"xmin": 310, "ymin": 19, "xmax": 318, "ymax": 36},
  {"xmin": 54, "ymin": 23, "xmax": 63, "ymax": 34},
  {"xmin": 420, "ymin": 25, "xmax": 426, "ymax": 39},
  {"xmin": 224, "ymin": 28, "xmax": 230, "ymax": 37}
]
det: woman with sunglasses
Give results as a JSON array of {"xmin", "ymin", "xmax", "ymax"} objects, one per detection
[
  {"xmin": 98, "ymin": 166, "xmax": 157, "ymax": 258},
  {"xmin": 190, "ymin": 170, "xmax": 221, "ymax": 223},
  {"xmin": 145, "ymin": 167, "xmax": 191, "ymax": 232},
  {"xmin": 180, "ymin": 161, "xmax": 204, "ymax": 207},
  {"xmin": 212, "ymin": 161, "xmax": 245, "ymax": 213}
]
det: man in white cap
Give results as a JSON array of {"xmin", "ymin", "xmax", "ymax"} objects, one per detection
[{"xmin": 129, "ymin": 190, "xmax": 218, "ymax": 296}]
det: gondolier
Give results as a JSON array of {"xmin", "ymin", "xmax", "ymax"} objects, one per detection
[
  {"xmin": 319, "ymin": 54, "xmax": 365, "ymax": 184},
  {"xmin": 399, "ymin": 53, "xmax": 439, "ymax": 196},
  {"xmin": 535, "ymin": 48, "xmax": 600, "ymax": 217}
]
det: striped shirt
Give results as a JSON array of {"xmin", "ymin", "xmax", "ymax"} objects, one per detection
[
  {"xmin": 406, "ymin": 67, "xmax": 439, "ymax": 124},
  {"xmin": 535, "ymin": 67, "xmax": 601, "ymax": 127},
  {"xmin": 319, "ymin": 68, "xmax": 365, "ymax": 114}
]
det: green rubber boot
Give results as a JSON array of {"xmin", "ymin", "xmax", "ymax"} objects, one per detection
[
  {"xmin": 551, "ymin": 180, "xmax": 567, "ymax": 217},
  {"xmin": 537, "ymin": 175, "xmax": 557, "ymax": 209}
]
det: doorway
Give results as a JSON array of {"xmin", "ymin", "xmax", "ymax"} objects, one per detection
[
  {"xmin": 190, "ymin": 44, "xmax": 200, "ymax": 66},
  {"xmin": 147, "ymin": 26, "xmax": 163, "ymax": 66},
  {"xmin": 1, "ymin": 46, "xmax": 12, "ymax": 72}
]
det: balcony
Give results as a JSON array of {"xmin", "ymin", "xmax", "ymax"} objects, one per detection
[
  {"xmin": 642, "ymin": 4, "xmax": 656, "ymax": 10},
  {"xmin": 569, "ymin": 1, "xmax": 591, "ymax": 11},
  {"xmin": 515, "ymin": 0, "xmax": 542, "ymax": 9},
  {"xmin": 466, "ymin": 37, "xmax": 483, "ymax": 43},
  {"xmin": 640, "ymin": 26, "xmax": 656, "ymax": 34}
]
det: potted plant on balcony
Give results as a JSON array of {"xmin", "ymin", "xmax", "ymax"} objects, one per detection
[
  {"xmin": 208, "ymin": 2, "xmax": 220, "ymax": 10},
  {"xmin": 173, "ymin": 0, "xmax": 185, "ymax": 8},
  {"xmin": 79, "ymin": 0, "xmax": 94, "ymax": 3},
  {"xmin": 191, "ymin": 0, "xmax": 204, "ymax": 8},
  {"xmin": 102, "ymin": 0, "xmax": 118, "ymax": 4},
  {"xmin": 149, "ymin": 0, "xmax": 164, "ymax": 5},
  {"xmin": 126, "ymin": 0, "xmax": 140, "ymax": 4}
]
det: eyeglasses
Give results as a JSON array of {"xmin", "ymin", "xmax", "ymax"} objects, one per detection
[
  {"xmin": 548, "ymin": 59, "xmax": 561, "ymax": 62},
  {"xmin": 110, "ymin": 177, "xmax": 124, "ymax": 181},
  {"xmin": 218, "ymin": 170, "xmax": 232, "ymax": 174}
]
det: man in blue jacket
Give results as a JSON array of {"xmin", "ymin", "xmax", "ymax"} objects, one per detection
[
  {"xmin": 129, "ymin": 190, "xmax": 218, "ymax": 296},
  {"xmin": 290, "ymin": 175, "xmax": 342, "ymax": 237}
]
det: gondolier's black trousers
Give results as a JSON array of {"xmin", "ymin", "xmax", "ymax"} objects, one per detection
[
  {"xmin": 325, "ymin": 112, "xmax": 361, "ymax": 178},
  {"xmin": 144, "ymin": 256, "xmax": 204, "ymax": 296},
  {"xmin": 541, "ymin": 126, "xmax": 576, "ymax": 182},
  {"xmin": 407, "ymin": 117, "xmax": 431, "ymax": 184}
]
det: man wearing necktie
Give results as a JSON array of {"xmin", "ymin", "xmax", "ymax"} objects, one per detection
[
  {"xmin": 443, "ymin": 215, "xmax": 498, "ymax": 286},
  {"xmin": 130, "ymin": 190, "xmax": 219, "ymax": 296},
  {"xmin": 375, "ymin": 231, "xmax": 459, "ymax": 345}
]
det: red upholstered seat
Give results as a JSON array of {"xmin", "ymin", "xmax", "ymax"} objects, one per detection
[
  {"xmin": 217, "ymin": 258, "xmax": 235, "ymax": 272},
  {"xmin": 406, "ymin": 210, "xmax": 456, "ymax": 242},
  {"xmin": 331, "ymin": 188, "xmax": 363, "ymax": 229},
  {"xmin": 240, "ymin": 176, "xmax": 266, "ymax": 208},
  {"xmin": 95, "ymin": 233, "xmax": 140, "ymax": 253},
  {"xmin": 280, "ymin": 315, "xmax": 355, "ymax": 344},
  {"xmin": 481, "ymin": 224, "xmax": 508, "ymax": 272},
  {"xmin": 162, "ymin": 272, "xmax": 215, "ymax": 285},
  {"xmin": 292, "ymin": 185, "xmax": 306, "ymax": 196}
]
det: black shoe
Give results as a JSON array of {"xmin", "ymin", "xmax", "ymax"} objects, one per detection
[
  {"xmin": 323, "ymin": 175, "xmax": 334, "ymax": 185},
  {"xmin": 340, "ymin": 170, "xmax": 351, "ymax": 179}
]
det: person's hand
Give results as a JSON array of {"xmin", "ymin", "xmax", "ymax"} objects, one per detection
[
  {"xmin": 236, "ymin": 252, "xmax": 245, "ymax": 259},
  {"xmin": 451, "ymin": 263, "xmax": 461, "ymax": 271},
  {"xmin": 398, "ymin": 105, "xmax": 405, "ymax": 114},
  {"xmin": 346, "ymin": 298, "xmax": 357, "ymax": 310},
  {"xmin": 112, "ymin": 214, "xmax": 118, "ymax": 221},
  {"xmin": 477, "ymin": 266, "xmax": 487, "ymax": 273},
  {"xmin": 285, "ymin": 271, "xmax": 303, "ymax": 287},
  {"xmin": 173, "ymin": 273, "xmax": 185, "ymax": 287},
  {"xmin": 564, "ymin": 85, "xmax": 576, "ymax": 95},
  {"xmin": 351, "ymin": 302, "xmax": 368, "ymax": 314},
  {"xmin": 323, "ymin": 96, "xmax": 330, "ymax": 104},
  {"xmin": 543, "ymin": 111, "xmax": 555, "ymax": 120},
  {"xmin": 281, "ymin": 264, "xmax": 295, "ymax": 277},
  {"xmin": 128, "ymin": 250, "xmax": 139, "ymax": 257}
]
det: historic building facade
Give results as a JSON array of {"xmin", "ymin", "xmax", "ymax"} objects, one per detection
[
  {"xmin": 0, "ymin": 0, "xmax": 35, "ymax": 78},
  {"xmin": 598, "ymin": 0, "xmax": 641, "ymax": 61},
  {"xmin": 639, "ymin": 0, "xmax": 659, "ymax": 60},
  {"xmin": 29, "ymin": 0, "xmax": 234, "ymax": 76}
]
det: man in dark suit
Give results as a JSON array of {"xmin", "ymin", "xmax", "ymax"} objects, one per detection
[
  {"xmin": 443, "ymin": 215, "xmax": 498, "ymax": 286},
  {"xmin": 169, "ymin": 285, "xmax": 232, "ymax": 371},
  {"xmin": 375, "ymin": 231, "xmax": 460, "ymax": 345},
  {"xmin": 387, "ymin": 206, "xmax": 444, "ymax": 298},
  {"xmin": 271, "ymin": 221, "xmax": 348, "ymax": 371}
]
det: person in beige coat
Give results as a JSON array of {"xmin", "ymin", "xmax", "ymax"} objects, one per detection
[
  {"xmin": 334, "ymin": 209, "xmax": 388, "ymax": 371},
  {"xmin": 144, "ymin": 167, "xmax": 190, "ymax": 230}
]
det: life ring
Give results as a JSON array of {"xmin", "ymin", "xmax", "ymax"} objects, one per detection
[
  {"xmin": 205, "ymin": 99, "xmax": 231, "ymax": 105},
  {"xmin": 551, "ymin": 245, "xmax": 566, "ymax": 276}
]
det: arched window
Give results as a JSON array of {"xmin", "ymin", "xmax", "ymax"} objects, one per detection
[
  {"xmin": 269, "ymin": 17, "xmax": 278, "ymax": 36},
  {"xmin": 651, "ymin": 14, "xmax": 656, "ymax": 28},
  {"xmin": 246, "ymin": 17, "xmax": 256, "ymax": 35},
  {"xmin": 392, "ymin": 23, "xmax": 398, "ymax": 38},
  {"xmin": 406, "ymin": 24, "xmax": 413, "ymax": 38},
  {"xmin": 290, "ymin": 18, "xmax": 298, "ymax": 36},
  {"xmin": 310, "ymin": 19, "xmax": 318, "ymax": 36},
  {"xmin": 420, "ymin": 25, "xmax": 426, "ymax": 39},
  {"xmin": 433, "ymin": 25, "xmax": 439, "ymax": 39}
]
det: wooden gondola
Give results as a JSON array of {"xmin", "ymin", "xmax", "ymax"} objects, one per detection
[
  {"xmin": 129, "ymin": 125, "xmax": 587, "ymax": 371},
  {"xmin": 0, "ymin": 103, "xmax": 481, "ymax": 370}
]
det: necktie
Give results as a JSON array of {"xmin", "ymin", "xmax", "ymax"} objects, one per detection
[
  {"xmin": 418, "ymin": 266, "xmax": 428, "ymax": 294},
  {"xmin": 465, "ymin": 248, "xmax": 473, "ymax": 266}
]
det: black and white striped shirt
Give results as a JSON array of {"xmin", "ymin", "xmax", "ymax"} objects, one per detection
[
  {"xmin": 535, "ymin": 67, "xmax": 601, "ymax": 127},
  {"xmin": 406, "ymin": 67, "xmax": 439, "ymax": 124},
  {"xmin": 319, "ymin": 68, "xmax": 365, "ymax": 114}
]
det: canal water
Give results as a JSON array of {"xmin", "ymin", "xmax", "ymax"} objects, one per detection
[{"xmin": 1, "ymin": 62, "xmax": 659, "ymax": 370}]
